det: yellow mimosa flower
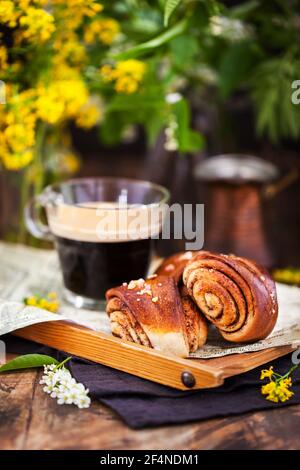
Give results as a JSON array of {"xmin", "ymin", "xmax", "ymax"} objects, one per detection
[
  {"xmin": 260, "ymin": 366, "xmax": 274, "ymax": 380},
  {"xmin": 84, "ymin": 18, "xmax": 120, "ymax": 45},
  {"xmin": 19, "ymin": 7, "xmax": 55, "ymax": 43},
  {"xmin": 100, "ymin": 60, "xmax": 146, "ymax": 94},
  {"xmin": 0, "ymin": 46, "xmax": 8, "ymax": 70},
  {"xmin": 260, "ymin": 364, "xmax": 297, "ymax": 403},
  {"xmin": 76, "ymin": 101, "xmax": 102, "ymax": 129},
  {"xmin": 24, "ymin": 292, "xmax": 60, "ymax": 313},
  {"xmin": 0, "ymin": 1, "xmax": 19, "ymax": 27}
]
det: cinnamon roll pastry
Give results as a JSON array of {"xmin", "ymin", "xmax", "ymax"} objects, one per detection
[
  {"xmin": 179, "ymin": 284, "xmax": 208, "ymax": 353},
  {"xmin": 106, "ymin": 274, "xmax": 207, "ymax": 357},
  {"xmin": 182, "ymin": 251, "xmax": 278, "ymax": 343},
  {"xmin": 155, "ymin": 251, "xmax": 196, "ymax": 281},
  {"xmin": 155, "ymin": 251, "xmax": 208, "ymax": 349}
]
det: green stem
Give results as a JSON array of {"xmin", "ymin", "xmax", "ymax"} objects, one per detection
[
  {"xmin": 17, "ymin": 123, "xmax": 47, "ymax": 245},
  {"xmin": 18, "ymin": 167, "xmax": 31, "ymax": 244},
  {"xmin": 54, "ymin": 356, "xmax": 72, "ymax": 371},
  {"xmin": 281, "ymin": 365, "xmax": 298, "ymax": 380},
  {"xmin": 275, "ymin": 365, "xmax": 298, "ymax": 383},
  {"xmin": 272, "ymin": 373, "xmax": 282, "ymax": 379},
  {"xmin": 34, "ymin": 122, "xmax": 47, "ymax": 197}
]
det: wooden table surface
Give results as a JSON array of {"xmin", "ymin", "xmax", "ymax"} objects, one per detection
[{"xmin": 1, "ymin": 355, "xmax": 300, "ymax": 450}]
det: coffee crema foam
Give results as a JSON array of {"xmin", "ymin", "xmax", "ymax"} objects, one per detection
[{"xmin": 47, "ymin": 201, "xmax": 165, "ymax": 243}]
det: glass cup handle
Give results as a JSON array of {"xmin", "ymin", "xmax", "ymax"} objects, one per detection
[{"xmin": 24, "ymin": 195, "xmax": 54, "ymax": 241}]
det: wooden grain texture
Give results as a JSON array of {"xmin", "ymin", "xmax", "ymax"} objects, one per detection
[
  {"xmin": 0, "ymin": 354, "xmax": 38, "ymax": 450},
  {"xmin": 13, "ymin": 321, "xmax": 223, "ymax": 390},
  {"xmin": 197, "ymin": 346, "xmax": 295, "ymax": 378},
  {"xmin": 13, "ymin": 321, "xmax": 294, "ymax": 390},
  {"xmin": 0, "ymin": 360, "xmax": 300, "ymax": 450}
]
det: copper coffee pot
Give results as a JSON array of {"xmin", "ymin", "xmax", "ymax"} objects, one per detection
[{"xmin": 194, "ymin": 154, "xmax": 298, "ymax": 269}]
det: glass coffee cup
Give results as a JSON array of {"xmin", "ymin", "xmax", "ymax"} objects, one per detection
[{"xmin": 25, "ymin": 177, "xmax": 169, "ymax": 309}]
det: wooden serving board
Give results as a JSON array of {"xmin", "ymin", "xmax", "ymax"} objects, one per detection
[{"xmin": 13, "ymin": 320, "xmax": 295, "ymax": 390}]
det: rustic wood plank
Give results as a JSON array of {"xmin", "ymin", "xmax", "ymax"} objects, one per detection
[
  {"xmin": 0, "ymin": 354, "xmax": 38, "ymax": 450},
  {"xmin": 2, "ymin": 355, "xmax": 300, "ymax": 450},
  {"xmin": 24, "ymin": 369, "xmax": 115, "ymax": 450},
  {"xmin": 256, "ymin": 406, "xmax": 300, "ymax": 450},
  {"xmin": 23, "ymin": 368, "xmax": 300, "ymax": 450}
]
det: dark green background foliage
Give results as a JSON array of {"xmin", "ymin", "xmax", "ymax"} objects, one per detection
[{"xmin": 104, "ymin": 0, "xmax": 300, "ymax": 147}]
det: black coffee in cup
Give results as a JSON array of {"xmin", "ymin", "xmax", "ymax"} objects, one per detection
[
  {"xmin": 56, "ymin": 236, "xmax": 153, "ymax": 300},
  {"xmin": 47, "ymin": 201, "xmax": 163, "ymax": 303}
]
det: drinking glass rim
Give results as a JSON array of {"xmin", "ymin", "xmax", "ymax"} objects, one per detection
[{"xmin": 43, "ymin": 176, "xmax": 170, "ymax": 210}]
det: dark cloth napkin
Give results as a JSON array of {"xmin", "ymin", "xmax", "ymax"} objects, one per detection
[{"xmin": 3, "ymin": 334, "xmax": 300, "ymax": 429}]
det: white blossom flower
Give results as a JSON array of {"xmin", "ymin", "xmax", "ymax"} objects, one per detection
[
  {"xmin": 164, "ymin": 115, "xmax": 179, "ymax": 152},
  {"xmin": 57, "ymin": 395, "xmax": 70, "ymax": 405},
  {"xmin": 40, "ymin": 376, "xmax": 50, "ymax": 386},
  {"xmin": 210, "ymin": 15, "xmax": 253, "ymax": 41},
  {"xmin": 40, "ymin": 363, "xmax": 91, "ymax": 409},
  {"xmin": 165, "ymin": 92, "xmax": 182, "ymax": 104},
  {"xmin": 74, "ymin": 394, "xmax": 91, "ymax": 409},
  {"xmin": 44, "ymin": 364, "xmax": 56, "ymax": 373},
  {"xmin": 73, "ymin": 382, "xmax": 86, "ymax": 393},
  {"xmin": 43, "ymin": 384, "xmax": 56, "ymax": 395}
]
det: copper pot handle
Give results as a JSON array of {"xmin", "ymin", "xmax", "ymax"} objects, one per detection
[{"xmin": 264, "ymin": 168, "xmax": 300, "ymax": 199}]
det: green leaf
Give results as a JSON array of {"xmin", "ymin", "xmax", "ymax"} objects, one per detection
[
  {"xmin": 99, "ymin": 113, "xmax": 125, "ymax": 146},
  {"xmin": 219, "ymin": 41, "xmax": 258, "ymax": 99},
  {"xmin": 164, "ymin": 0, "xmax": 182, "ymax": 27},
  {"xmin": 172, "ymin": 98, "xmax": 204, "ymax": 152},
  {"xmin": 0, "ymin": 354, "xmax": 59, "ymax": 373},
  {"xmin": 170, "ymin": 34, "xmax": 198, "ymax": 69},
  {"xmin": 184, "ymin": 130, "xmax": 205, "ymax": 152},
  {"xmin": 144, "ymin": 107, "xmax": 167, "ymax": 145},
  {"xmin": 251, "ymin": 58, "xmax": 300, "ymax": 142},
  {"xmin": 107, "ymin": 93, "xmax": 165, "ymax": 112},
  {"xmin": 229, "ymin": 1, "xmax": 259, "ymax": 19},
  {"xmin": 256, "ymin": 88, "xmax": 278, "ymax": 140},
  {"xmin": 113, "ymin": 19, "xmax": 188, "ymax": 60}
]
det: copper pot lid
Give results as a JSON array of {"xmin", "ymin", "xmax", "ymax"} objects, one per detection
[{"xmin": 194, "ymin": 154, "xmax": 279, "ymax": 183}]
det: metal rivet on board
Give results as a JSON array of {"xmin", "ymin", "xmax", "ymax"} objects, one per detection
[{"xmin": 181, "ymin": 371, "xmax": 196, "ymax": 388}]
